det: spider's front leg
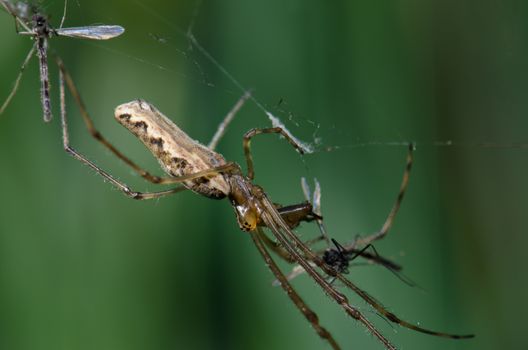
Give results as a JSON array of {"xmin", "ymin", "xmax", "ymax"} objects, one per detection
[
  {"xmin": 242, "ymin": 126, "xmax": 307, "ymax": 180},
  {"xmin": 57, "ymin": 65, "xmax": 240, "ymax": 200}
]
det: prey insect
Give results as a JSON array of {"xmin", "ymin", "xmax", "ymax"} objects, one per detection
[
  {"xmin": 0, "ymin": 0, "xmax": 124, "ymax": 122},
  {"xmin": 270, "ymin": 179, "xmax": 407, "ymax": 285},
  {"xmin": 275, "ymin": 176, "xmax": 414, "ymax": 285},
  {"xmin": 53, "ymin": 68, "xmax": 474, "ymax": 347}
]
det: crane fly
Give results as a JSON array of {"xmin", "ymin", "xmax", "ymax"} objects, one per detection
[{"xmin": 0, "ymin": 0, "xmax": 124, "ymax": 122}]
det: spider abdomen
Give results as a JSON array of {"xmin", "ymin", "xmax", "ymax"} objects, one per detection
[{"xmin": 115, "ymin": 99, "xmax": 231, "ymax": 199}]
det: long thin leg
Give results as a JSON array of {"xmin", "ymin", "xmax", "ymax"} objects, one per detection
[
  {"xmin": 258, "ymin": 204, "xmax": 397, "ymax": 350},
  {"xmin": 208, "ymin": 91, "xmax": 251, "ymax": 150},
  {"xmin": 59, "ymin": 0, "xmax": 68, "ymax": 29},
  {"xmin": 0, "ymin": 0, "xmax": 32, "ymax": 33},
  {"xmin": 55, "ymin": 55, "xmax": 168, "ymax": 184},
  {"xmin": 260, "ymin": 197, "xmax": 473, "ymax": 341},
  {"xmin": 275, "ymin": 179, "xmax": 404, "ymax": 284},
  {"xmin": 355, "ymin": 143, "xmax": 414, "ymax": 246},
  {"xmin": 257, "ymin": 201, "xmax": 323, "ymax": 263},
  {"xmin": 250, "ymin": 228, "xmax": 340, "ymax": 350},
  {"xmin": 37, "ymin": 37, "xmax": 52, "ymax": 122},
  {"xmin": 55, "ymin": 55, "xmax": 243, "ymax": 186},
  {"xmin": 0, "ymin": 43, "xmax": 35, "ymax": 115},
  {"xmin": 59, "ymin": 68, "xmax": 236, "ymax": 199},
  {"xmin": 301, "ymin": 179, "xmax": 403, "ymax": 271},
  {"xmin": 243, "ymin": 127, "xmax": 306, "ymax": 180},
  {"xmin": 256, "ymin": 229, "xmax": 296, "ymax": 263}
]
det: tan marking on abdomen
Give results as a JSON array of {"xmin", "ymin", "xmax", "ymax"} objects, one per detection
[{"xmin": 115, "ymin": 99, "xmax": 230, "ymax": 199}]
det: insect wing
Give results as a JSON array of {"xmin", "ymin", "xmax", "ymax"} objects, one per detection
[{"xmin": 56, "ymin": 25, "xmax": 125, "ymax": 40}]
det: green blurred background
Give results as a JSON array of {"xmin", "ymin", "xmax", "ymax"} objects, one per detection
[{"xmin": 1, "ymin": 0, "xmax": 527, "ymax": 349}]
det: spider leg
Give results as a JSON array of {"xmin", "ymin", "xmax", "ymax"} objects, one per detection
[
  {"xmin": 256, "ymin": 229, "xmax": 296, "ymax": 263},
  {"xmin": 242, "ymin": 126, "xmax": 325, "ymax": 262},
  {"xmin": 55, "ymin": 56, "xmax": 211, "ymax": 187},
  {"xmin": 243, "ymin": 127, "xmax": 306, "ymax": 180},
  {"xmin": 55, "ymin": 55, "xmax": 168, "ymax": 184},
  {"xmin": 250, "ymin": 228, "xmax": 340, "ymax": 350},
  {"xmin": 258, "ymin": 201, "xmax": 324, "ymax": 263},
  {"xmin": 58, "ymin": 67, "xmax": 236, "ymax": 199},
  {"xmin": 260, "ymin": 197, "xmax": 474, "ymax": 341},
  {"xmin": 281, "ymin": 179, "xmax": 403, "ymax": 283},
  {"xmin": 207, "ymin": 91, "xmax": 251, "ymax": 150},
  {"xmin": 355, "ymin": 143, "xmax": 414, "ymax": 246},
  {"xmin": 56, "ymin": 55, "xmax": 246, "ymax": 187},
  {"xmin": 0, "ymin": 42, "xmax": 35, "ymax": 115},
  {"xmin": 336, "ymin": 274, "xmax": 474, "ymax": 339},
  {"xmin": 257, "ymin": 201, "xmax": 397, "ymax": 349}
]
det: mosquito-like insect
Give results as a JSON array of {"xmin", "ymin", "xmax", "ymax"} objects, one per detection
[
  {"xmin": 269, "ymin": 178, "xmax": 407, "ymax": 286},
  {"xmin": 50, "ymin": 67, "xmax": 474, "ymax": 348},
  {"xmin": 0, "ymin": 0, "xmax": 124, "ymax": 122},
  {"xmin": 274, "ymin": 170, "xmax": 415, "ymax": 284}
]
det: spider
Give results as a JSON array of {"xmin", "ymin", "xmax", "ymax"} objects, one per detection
[
  {"xmin": 49, "ymin": 71, "xmax": 474, "ymax": 348},
  {"xmin": 1, "ymin": 3, "xmax": 474, "ymax": 347},
  {"xmin": 0, "ymin": 0, "xmax": 124, "ymax": 122}
]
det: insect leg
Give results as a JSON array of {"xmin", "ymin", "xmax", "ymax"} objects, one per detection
[
  {"xmin": 0, "ymin": 0, "xmax": 32, "ymax": 33},
  {"xmin": 0, "ymin": 43, "xmax": 35, "ymax": 115},
  {"xmin": 37, "ymin": 37, "xmax": 52, "ymax": 122}
]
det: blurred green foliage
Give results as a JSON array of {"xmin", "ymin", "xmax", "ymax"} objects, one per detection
[{"xmin": 0, "ymin": 0, "xmax": 527, "ymax": 349}]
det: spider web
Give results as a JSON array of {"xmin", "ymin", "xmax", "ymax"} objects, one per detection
[{"xmin": 1, "ymin": 1, "xmax": 526, "ymax": 350}]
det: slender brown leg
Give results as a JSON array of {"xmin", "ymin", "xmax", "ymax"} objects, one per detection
[
  {"xmin": 55, "ymin": 56, "xmax": 180, "ymax": 185},
  {"xmin": 300, "ymin": 179, "xmax": 403, "ymax": 270},
  {"xmin": 243, "ymin": 127, "xmax": 306, "ymax": 180},
  {"xmin": 0, "ymin": 43, "xmax": 36, "ymax": 115},
  {"xmin": 208, "ymin": 91, "xmax": 251, "ymax": 150},
  {"xmin": 56, "ymin": 55, "xmax": 242, "ymax": 187},
  {"xmin": 256, "ymin": 229, "xmax": 296, "ymax": 263},
  {"xmin": 56, "ymin": 55, "xmax": 249, "ymax": 186},
  {"xmin": 260, "ymin": 197, "xmax": 473, "ymax": 342},
  {"xmin": 250, "ymin": 228, "xmax": 340, "ymax": 350},
  {"xmin": 257, "ymin": 204, "xmax": 397, "ymax": 350},
  {"xmin": 257, "ymin": 201, "xmax": 324, "ymax": 263},
  {"xmin": 354, "ymin": 143, "xmax": 414, "ymax": 247},
  {"xmin": 58, "ymin": 68, "xmax": 237, "ymax": 199},
  {"xmin": 242, "ymin": 127, "xmax": 325, "ymax": 263}
]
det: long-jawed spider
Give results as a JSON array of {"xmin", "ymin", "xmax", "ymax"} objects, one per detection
[{"xmin": 50, "ymin": 62, "xmax": 474, "ymax": 347}]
